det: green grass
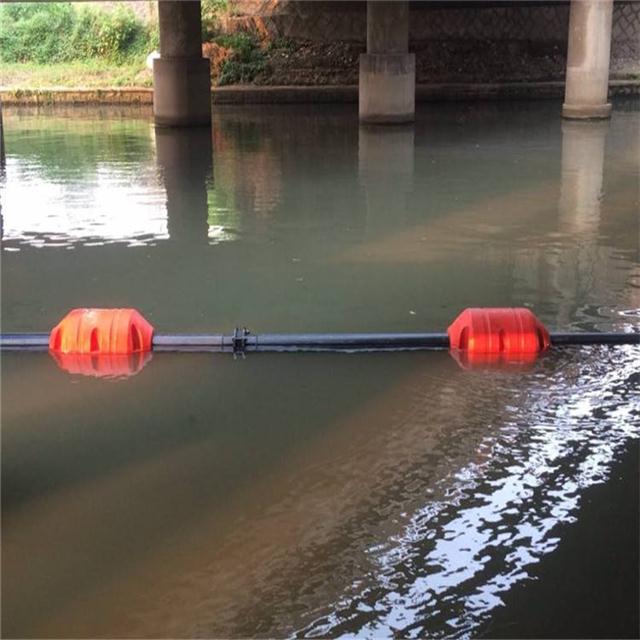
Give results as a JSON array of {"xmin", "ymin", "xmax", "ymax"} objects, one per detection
[
  {"xmin": 1, "ymin": 60, "xmax": 152, "ymax": 89},
  {"xmin": 0, "ymin": 3, "xmax": 157, "ymax": 64}
]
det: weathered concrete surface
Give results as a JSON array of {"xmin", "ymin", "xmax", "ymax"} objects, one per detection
[
  {"xmin": 359, "ymin": 54, "xmax": 415, "ymax": 123},
  {"xmin": 153, "ymin": 0, "xmax": 211, "ymax": 127},
  {"xmin": 227, "ymin": 0, "xmax": 639, "ymax": 81},
  {"xmin": 0, "ymin": 89, "xmax": 154, "ymax": 105},
  {"xmin": 563, "ymin": 0, "xmax": 614, "ymax": 119},
  {"xmin": 213, "ymin": 85, "xmax": 357, "ymax": 104},
  {"xmin": 367, "ymin": 0, "xmax": 408, "ymax": 53},
  {"xmin": 2, "ymin": 80, "xmax": 638, "ymax": 106},
  {"xmin": 153, "ymin": 58, "xmax": 212, "ymax": 126},
  {"xmin": 158, "ymin": 1, "xmax": 203, "ymax": 58},
  {"xmin": 360, "ymin": 1, "xmax": 414, "ymax": 124}
]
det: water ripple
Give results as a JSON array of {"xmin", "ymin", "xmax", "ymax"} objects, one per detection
[{"xmin": 294, "ymin": 348, "xmax": 639, "ymax": 639}]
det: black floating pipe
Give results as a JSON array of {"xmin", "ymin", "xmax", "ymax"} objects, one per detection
[
  {"xmin": 154, "ymin": 332, "xmax": 451, "ymax": 352},
  {"xmin": 1, "ymin": 333, "xmax": 50, "ymax": 349},
  {"xmin": 1, "ymin": 331, "xmax": 639, "ymax": 352},
  {"xmin": 547, "ymin": 332, "xmax": 640, "ymax": 346}
]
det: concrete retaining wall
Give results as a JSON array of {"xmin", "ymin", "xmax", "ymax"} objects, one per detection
[
  {"xmin": 2, "ymin": 80, "xmax": 637, "ymax": 106},
  {"xmin": 228, "ymin": 0, "xmax": 640, "ymax": 78}
]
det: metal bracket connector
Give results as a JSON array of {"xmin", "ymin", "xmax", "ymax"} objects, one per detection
[{"xmin": 232, "ymin": 327, "xmax": 250, "ymax": 358}]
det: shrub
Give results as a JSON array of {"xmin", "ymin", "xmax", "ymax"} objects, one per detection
[
  {"xmin": 215, "ymin": 32, "xmax": 268, "ymax": 85},
  {"xmin": 0, "ymin": 2, "xmax": 154, "ymax": 64},
  {"xmin": 201, "ymin": 0, "xmax": 229, "ymax": 41},
  {"xmin": 84, "ymin": 6, "xmax": 151, "ymax": 61},
  {"xmin": 0, "ymin": 3, "xmax": 75, "ymax": 63}
]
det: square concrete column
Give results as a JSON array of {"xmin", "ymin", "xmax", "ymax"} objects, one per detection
[
  {"xmin": 359, "ymin": 1, "xmax": 415, "ymax": 124},
  {"xmin": 563, "ymin": 0, "xmax": 614, "ymax": 120},
  {"xmin": 153, "ymin": 1, "xmax": 211, "ymax": 127}
]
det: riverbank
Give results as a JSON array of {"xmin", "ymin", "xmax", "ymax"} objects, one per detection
[
  {"xmin": 2, "ymin": 80, "xmax": 639, "ymax": 106},
  {"xmin": 1, "ymin": 61, "xmax": 152, "ymax": 90}
]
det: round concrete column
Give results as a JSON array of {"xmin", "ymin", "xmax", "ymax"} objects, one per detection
[
  {"xmin": 563, "ymin": 0, "xmax": 614, "ymax": 120},
  {"xmin": 359, "ymin": 1, "xmax": 415, "ymax": 124},
  {"xmin": 153, "ymin": 1, "xmax": 211, "ymax": 127}
]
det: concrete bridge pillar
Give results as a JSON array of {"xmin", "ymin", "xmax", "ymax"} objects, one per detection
[
  {"xmin": 153, "ymin": 1, "xmax": 211, "ymax": 127},
  {"xmin": 359, "ymin": 1, "xmax": 415, "ymax": 124},
  {"xmin": 563, "ymin": 0, "xmax": 614, "ymax": 119}
]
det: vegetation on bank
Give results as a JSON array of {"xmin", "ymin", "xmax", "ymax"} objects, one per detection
[
  {"xmin": 0, "ymin": 1, "xmax": 353, "ymax": 89},
  {"xmin": 0, "ymin": 3, "xmax": 157, "ymax": 64},
  {"xmin": 2, "ymin": 61, "xmax": 152, "ymax": 89},
  {"xmin": 0, "ymin": 0, "xmax": 271, "ymax": 88},
  {"xmin": 207, "ymin": 33, "xmax": 269, "ymax": 86}
]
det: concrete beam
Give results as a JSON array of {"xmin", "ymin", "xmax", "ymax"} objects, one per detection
[
  {"xmin": 563, "ymin": 0, "xmax": 614, "ymax": 120},
  {"xmin": 360, "ymin": 1, "xmax": 415, "ymax": 124},
  {"xmin": 153, "ymin": 1, "xmax": 211, "ymax": 127}
]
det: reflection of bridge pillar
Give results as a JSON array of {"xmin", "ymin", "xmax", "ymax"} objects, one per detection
[
  {"xmin": 359, "ymin": 1, "xmax": 415, "ymax": 124},
  {"xmin": 155, "ymin": 127, "xmax": 212, "ymax": 244},
  {"xmin": 563, "ymin": 0, "xmax": 613, "ymax": 119},
  {"xmin": 358, "ymin": 125, "xmax": 414, "ymax": 229},
  {"xmin": 153, "ymin": 1, "xmax": 211, "ymax": 127},
  {"xmin": 559, "ymin": 120, "xmax": 608, "ymax": 235},
  {"xmin": 551, "ymin": 119, "xmax": 609, "ymax": 326}
]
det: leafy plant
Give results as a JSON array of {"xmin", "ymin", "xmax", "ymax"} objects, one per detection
[
  {"xmin": 0, "ymin": 3, "xmax": 74, "ymax": 63},
  {"xmin": 201, "ymin": 0, "xmax": 229, "ymax": 41},
  {"xmin": 215, "ymin": 32, "xmax": 268, "ymax": 85},
  {"xmin": 267, "ymin": 36, "xmax": 296, "ymax": 53},
  {"xmin": 0, "ymin": 2, "xmax": 154, "ymax": 64}
]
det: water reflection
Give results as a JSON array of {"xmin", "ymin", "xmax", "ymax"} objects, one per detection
[
  {"xmin": 212, "ymin": 111, "xmax": 283, "ymax": 218},
  {"xmin": 295, "ymin": 348, "xmax": 638, "ymax": 639},
  {"xmin": 3, "ymin": 103, "xmax": 637, "ymax": 335},
  {"xmin": 155, "ymin": 126, "xmax": 212, "ymax": 246},
  {"xmin": 1, "ymin": 101, "xmax": 639, "ymax": 638},
  {"xmin": 359, "ymin": 125, "xmax": 414, "ymax": 232},
  {"xmin": 559, "ymin": 120, "xmax": 608, "ymax": 237},
  {"xmin": 513, "ymin": 117, "xmax": 639, "ymax": 333},
  {"xmin": 51, "ymin": 351, "xmax": 153, "ymax": 379},
  {"xmin": 3, "ymin": 346, "xmax": 637, "ymax": 638},
  {"xmin": 547, "ymin": 120, "xmax": 611, "ymax": 329},
  {"xmin": 1, "ymin": 113, "xmax": 168, "ymax": 247}
]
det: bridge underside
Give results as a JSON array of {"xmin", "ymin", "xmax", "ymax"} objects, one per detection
[{"xmin": 150, "ymin": 0, "xmax": 616, "ymax": 127}]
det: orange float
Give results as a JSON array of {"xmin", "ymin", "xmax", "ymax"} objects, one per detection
[
  {"xmin": 49, "ymin": 308, "xmax": 154, "ymax": 355},
  {"xmin": 51, "ymin": 351, "xmax": 152, "ymax": 378},
  {"xmin": 447, "ymin": 308, "xmax": 550, "ymax": 355}
]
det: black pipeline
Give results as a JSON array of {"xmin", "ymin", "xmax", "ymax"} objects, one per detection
[
  {"xmin": 1, "ymin": 329, "xmax": 638, "ymax": 354},
  {"xmin": 2, "ymin": 307, "xmax": 638, "ymax": 357}
]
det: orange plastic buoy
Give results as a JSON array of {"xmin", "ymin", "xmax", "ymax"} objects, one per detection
[
  {"xmin": 51, "ymin": 351, "xmax": 152, "ymax": 378},
  {"xmin": 449, "ymin": 349, "xmax": 541, "ymax": 372},
  {"xmin": 448, "ymin": 308, "xmax": 550, "ymax": 355},
  {"xmin": 49, "ymin": 308, "xmax": 154, "ymax": 354}
]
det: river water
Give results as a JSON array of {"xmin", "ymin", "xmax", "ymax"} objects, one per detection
[{"xmin": 1, "ymin": 101, "xmax": 638, "ymax": 638}]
